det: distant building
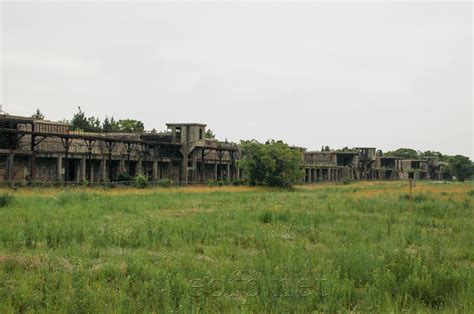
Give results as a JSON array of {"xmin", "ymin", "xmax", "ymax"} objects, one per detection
[{"xmin": 0, "ymin": 113, "xmax": 451, "ymax": 184}]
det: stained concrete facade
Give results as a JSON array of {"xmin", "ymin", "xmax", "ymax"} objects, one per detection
[
  {"xmin": 0, "ymin": 114, "xmax": 450, "ymax": 184},
  {"xmin": 0, "ymin": 115, "xmax": 239, "ymax": 184}
]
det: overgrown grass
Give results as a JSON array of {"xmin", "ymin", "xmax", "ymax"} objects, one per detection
[{"xmin": 0, "ymin": 181, "xmax": 472, "ymax": 312}]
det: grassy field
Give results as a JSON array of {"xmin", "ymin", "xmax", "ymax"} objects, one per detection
[{"xmin": 0, "ymin": 181, "xmax": 472, "ymax": 312}]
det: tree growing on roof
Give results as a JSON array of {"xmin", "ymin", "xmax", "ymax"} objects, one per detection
[
  {"xmin": 102, "ymin": 116, "xmax": 119, "ymax": 132},
  {"xmin": 31, "ymin": 108, "xmax": 45, "ymax": 120},
  {"xmin": 117, "ymin": 119, "xmax": 145, "ymax": 133},
  {"xmin": 70, "ymin": 106, "xmax": 90, "ymax": 131},
  {"xmin": 205, "ymin": 129, "xmax": 216, "ymax": 139}
]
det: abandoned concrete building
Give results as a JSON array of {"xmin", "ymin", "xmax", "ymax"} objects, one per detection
[
  {"xmin": 0, "ymin": 113, "xmax": 451, "ymax": 184},
  {"xmin": 0, "ymin": 114, "xmax": 239, "ymax": 184}
]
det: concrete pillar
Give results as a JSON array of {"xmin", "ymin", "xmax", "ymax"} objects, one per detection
[
  {"xmin": 7, "ymin": 153, "xmax": 14, "ymax": 181},
  {"xmin": 152, "ymin": 160, "xmax": 158, "ymax": 181},
  {"xmin": 308, "ymin": 168, "xmax": 312, "ymax": 183},
  {"xmin": 101, "ymin": 157, "xmax": 107, "ymax": 182},
  {"xmin": 80, "ymin": 156, "xmax": 87, "ymax": 181},
  {"xmin": 136, "ymin": 154, "xmax": 142, "ymax": 175},
  {"xmin": 192, "ymin": 156, "xmax": 197, "ymax": 183},
  {"xmin": 89, "ymin": 161, "xmax": 94, "ymax": 183},
  {"xmin": 57, "ymin": 156, "xmax": 63, "ymax": 182},
  {"xmin": 227, "ymin": 163, "xmax": 230, "ymax": 181},
  {"xmin": 214, "ymin": 162, "xmax": 218, "ymax": 179},
  {"xmin": 119, "ymin": 157, "xmax": 125, "ymax": 174}
]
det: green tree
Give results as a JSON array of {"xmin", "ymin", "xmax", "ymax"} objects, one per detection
[
  {"xmin": 239, "ymin": 140, "xmax": 304, "ymax": 187},
  {"xmin": 448, "ymin": 155, "xmax": 473, "ymax": 182},
  {"xmin": 385, "ymin": 148, "xmax": 420, "ymax": 159},
  {"xmin": 31, "ymin": 108, "xmax": 45, "ymax": 120},
  {"xmin": 421, "ymin": 150, "xmax": 448, "ymax": 161},
  {"xmin": 70, "ymin": 106, "xmax": 90, "ymax": 131},
  {"xmin": 117, "ymin": 119, "xmax": 145, "ymax": 133},
  {"xmin": 205, "ymin": 129, "xmax": 216, "ymax": 139},
  {"xmin": 102, "ymin": 116, "xmax": 119, "ymax": 132},
  {"xmin": 87, "ymin": 116, "xmax": 102, "ymax": 132}
]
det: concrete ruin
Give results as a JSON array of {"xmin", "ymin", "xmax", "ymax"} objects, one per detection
[{"xmin": 0, "ymin": 113, "xmax": 451, "ymax": 184}]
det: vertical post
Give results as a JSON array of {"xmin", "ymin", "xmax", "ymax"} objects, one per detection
[
  {"xmin": 108, "ymin": 150, "xmax": 113, "ymax": 182},
  {"xmin": 80, "ymin": 156, "xmax": 87, "ymax": 182},
  {"xmin": 84, "ymin": 139, "xmax": 95, "ymax": 182},
  {"xmin": 181, "ymin": 153, "xmax": 188, "ymax": 184},
  {"xmin": 101, "ymin": 157, "xmax": 107, "ymax": 182},
  {"xmin": 119, "ymin": 157, "xmax": 125, "ymax": 174},
  {"xmin": 89, "ymin": 160, "xmax": 94, "ymax": 183},
  {"xmin": 57, "ymin": 156, "xmax": 63, "ymax": 182},
  {"xmin": 192, "ymin": 155, "xmax": 197, "ymax": 183},
  {"xmin": 105, "ymin": 141, "xmax": 115, "ymax": 182},
  {"xmin": 61, "ymin": 138, "xmax": 72, "ymax": 182},
  {"xmin": 152, "ymin": 160, "xmax": 158, "ymax": 181},
  {"xmin": 64, "ymin": 150, "xmax": 69, "ymax": 182}
]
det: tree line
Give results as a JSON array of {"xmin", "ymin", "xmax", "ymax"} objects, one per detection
[{"xmin": 33, "ymin": 107, "xmax": 147, "ymax": 133}]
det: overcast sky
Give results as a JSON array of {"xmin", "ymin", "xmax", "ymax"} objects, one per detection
[{"xmin": 1, "ymin": 1, "xmax": 472, "ymax": 157}]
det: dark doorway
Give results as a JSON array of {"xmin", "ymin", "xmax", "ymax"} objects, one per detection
[{"xmin": 66, "ymin": 159, "xmax": 76, "ymax": 182}]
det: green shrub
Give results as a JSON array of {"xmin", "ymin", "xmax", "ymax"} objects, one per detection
[
  {"xmin": 80, "ymin": 179, "xmax": 89, "ymax": 187},
  {"xmin": 134, "ymin": 175, "xmax": 148, "ymax": 189},
  {"xmin": 0, "ymin": 193, "xmax": 13, "ymax": 208},
  {"xmin": 158, "ymin": 178, "xmax": 172, "ymax": 188}
]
